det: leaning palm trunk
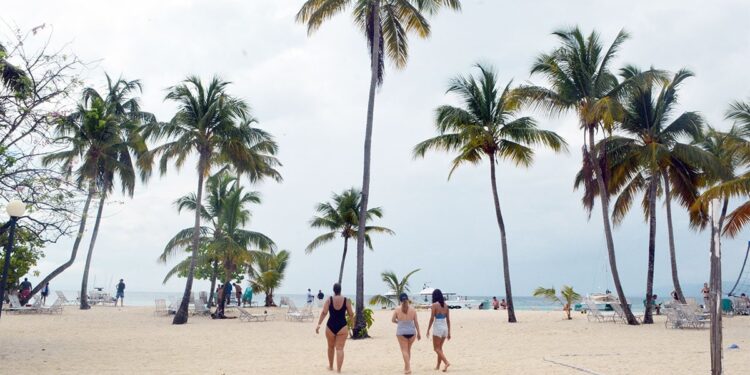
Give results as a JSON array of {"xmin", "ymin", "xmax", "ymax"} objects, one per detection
[
  {"xmin": 709, "ymin": 198, "xmax": 727, "ymax": 375},
  {"xmin": 25, "ymin": 183, "xmax": 96, "ymax": 304},
  {"xmin": 643, "ymin": 177, "xmax": 657, "ymax": 324},
  {"xmin": 489, "ymin": 154, "xmax": 516, "ymax": 323},
  {"xmin": 662, "ymin": 171, "xmax": 686, "ymax": 303},
  {"xmin": 587, "ymin": 127, "xmax": 638, "ymax": 325},
  {"xmin": 353, "ymin": 1, "xmax": 381, "ymax": 339},
  {"xmin": 79, "ymin": 190, "xmax": 107, "ymax": 310},
  {"xmin": 338, "ymin": 236, "xmax": 349, "ymax": 285},
  {"xmin": 173, "ymin": 157, "xmax": 206, "ymax": 324}
]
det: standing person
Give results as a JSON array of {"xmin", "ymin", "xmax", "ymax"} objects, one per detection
[
  {"xmin": 491, "ymin": 296, "xmax": 500, "ymax": 310},
  {"xmin": 215, "ymin": 284, "xmax": 223, "ymax": 307},
  {"xmin": 701, "ymin": 283, "xmax": 710, "ymax": 312},
  {"xmin": 115, "ymin": 279, "xmax": 125, "ymax": 307},
  {"xmin": 307, "ymin": 288, "xmax": 314, "ymax": 306},
  {"xmin": 392, "ymin": 293, "xmax": 421, "ymax": 375},
  {"xmin": 317, "ymin": 289, "xmax": 324, "ymax": 306},
  {"xmin": 19, "ymin": 278, "xmax": 32, "ymax": 301},
  {"xmin": 223, "ymin": 282, "xmax": 232, "ymax": 307},
  {"xmin": 426, "ymin": 289, "xmax": 451, "ymax": 372},
  {"xmin": 316, "ymin": 283, "xmax": 354, "ymax": 373},
  {"xmin": 234, "ymin": 282, "xmax": 242, "ymax": 307},
  {"xmin": 242, "ymin": 285, "xmax": 253, "ymax": 307},
  {"xmin": 40, "ymin": 282, "xmax": 50, "ymax": 305}
]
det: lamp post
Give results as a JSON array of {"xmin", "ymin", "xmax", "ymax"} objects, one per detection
[{"xmin": 0, "ymin": 199, "xmax": 26, "ymax": 319}]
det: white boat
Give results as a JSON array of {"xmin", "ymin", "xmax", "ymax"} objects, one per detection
[
  {"xmin": 87, "ymin": 287, "xmax": 114, "ymax": 305},
  {"xmin": 574, "ymin": 292, "xmax": 624, "ymax": 312},
  {"xmin": 416, "ymin": 285, "xmax": 482, "ymax": 309}
]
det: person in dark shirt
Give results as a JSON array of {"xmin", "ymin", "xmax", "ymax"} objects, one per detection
[{"xmin": 115, "ymin": 279, "xmax": 126, "ymax": 307}]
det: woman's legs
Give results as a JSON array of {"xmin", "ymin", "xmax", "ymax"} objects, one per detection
[
  {"xmin": 325, "ymin": 328, "xmax": 336, "ymax": 370},
  {"xmin": 432, "ymin": 336, "xmax": 443, "ymax": 370},
  {"xmin": 334, "ymin": 330, "xmax": 348, "ymax": 373},
  {"xmin": 397, "ymin": 336, "xmax": 412, "ymax": 374},
  {"xmin": 436, "ymin": 337, "xmax": 450, "ymax": 372}
]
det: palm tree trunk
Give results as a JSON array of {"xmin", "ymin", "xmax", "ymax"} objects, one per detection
[
  {"xmin": 586, "ymin": 127, "xmax": 638, "ymax": 325},
  {"xmin": 709, "ymin": 198, "xmax": 728, "ymax": 375},
  {"xmin": 643, "ymin": 176, "xmax": 657, "ymax": 324},
  {"xmin": 488, "ymin": 153, "xmax": 516, "ymax": 323},
  {"xmin": 24, "ymin": 183, "xmax": 95, "ymax": 304},
  {"xmin": 79, "ymin": 188, "xmax": 107, "ymax": 310},
  {"xmin": 353, "ymin": 0, "xmax": 381, "ymax": 339},
  {"xmin": 662, "ymin": 170, "xmax": 686, "ymax": 303},
  {"xmin": 338, "ymin": 237, "xmax": 349, "ymax": 285},
  {"xmin": 173, "ymin": 156, "xmax": 206, "ymax": 324}
]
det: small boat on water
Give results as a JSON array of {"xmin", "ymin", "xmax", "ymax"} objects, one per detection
[
  {"xmin": 87, "ymin": 287, "xmax": 114, "ymax": 305},
  {"xmin": 416, "ymin": 285, "xmax": 482, "ymax": 309}
]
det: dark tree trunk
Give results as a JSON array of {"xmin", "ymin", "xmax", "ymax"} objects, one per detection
[
  {"xmin": 709, "ymin": 198, "xmax": 728, "ymax": 375},
  {"xmin": 338, "ymin": 236, "xmax": 349, "ymax": 285},
  {"xmin": 643, "ymin": 177, "xmax": 657, "ymax": 324},
  {"xmin": 24, "ymin": 183, "xmax": 95, "ymax": 304},
  {"xmin": 662, "ymin": 171, "xmax": 686, "ymax": 303},
  {"xmin": 79, "ymin": 189, "xmax": 107, "ymax": 310},
  {"xmin": 352, "ymin": 0, "xmax": 381, "ymax": 339},
  {"xmin": 586, "ymin": 127, "xmax": 638, "ymax": 325},
  {"xmin": 488, "ymin": 153, "xmax": 516, "ymax": 323},
  {"xmin": 173, "ymin": 156, "xmax": 206, "ymax": 324}
]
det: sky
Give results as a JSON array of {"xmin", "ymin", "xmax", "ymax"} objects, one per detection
[{"xmin": 3, "ymin": 0, "xmax": 750, "ymax": 299}]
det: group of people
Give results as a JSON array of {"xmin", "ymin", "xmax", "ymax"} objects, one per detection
[
  {"xmin": 490, "ymin": 296, "xmax": 507, "ymax": 310},
  {"xmin": 316, "ymin": 283, "xmax": 452, "ymax": 374}
]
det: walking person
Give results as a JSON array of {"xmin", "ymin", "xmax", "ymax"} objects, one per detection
[
  {"xmin": 40, "ymin": 282, "xmax": 50, "ymax": 305},
  {"xmin": 317, "ymin": 289, "xmax": 324, "ymax": 307},
  {"xmin": 393, "ymin": 293, "xmax": 421, "ymax": 374},
  {"xmin": 19, "ymin": 278, "xmax": 32, "ymax": 301},
  {"xmin": 701, "ymin": 283, "xmax": 710, "ymax": 312},
  {"xmin": 316, "ymin": 283, "xmax": 354, "ymax": 373},
  {"xmin": 234, "ymin": 282, "xmax": 242, "ymax": 307},
  {"xmin": 426, "ymin": 289, "xmax": 451, "ymax": 372},
  {"xmin": 115, "ymin": 279, "xmax": 125, "ymax": 307},
  {"xmin": 306, "ymin": 288, "xmax": 314, "ymax": 307}
]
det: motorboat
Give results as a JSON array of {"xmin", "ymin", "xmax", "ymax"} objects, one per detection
[{"xmin": 574, "ymin": 292, "xmax": 621, "ymax": 312}]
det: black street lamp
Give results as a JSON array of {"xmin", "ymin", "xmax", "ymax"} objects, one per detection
[{"xmin": 0, "ymin": 199, "xmax": 27, "ymax": 319}]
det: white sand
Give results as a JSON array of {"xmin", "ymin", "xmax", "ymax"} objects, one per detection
[{"xmin": 1, "ymin": 306, "xmax": 748, "ymax": 374}]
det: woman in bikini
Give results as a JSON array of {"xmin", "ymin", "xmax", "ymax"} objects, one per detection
[
  {"xmin": 426, "ymin": 289, "xmax": 451, "ymax": 372},
  {"xmin": 316, "ymin": 283, "xmax": 354, "ymax": 373},
  {"xmin": 392, "ymin": 293, "xmax": 421, "ymax": 374}
]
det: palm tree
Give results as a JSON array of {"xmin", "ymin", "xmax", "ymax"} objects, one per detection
[
  {"xmin": 296, "ymin": 0, "xmax": 461, "ymax": 337},
  {"xmin": 0, "ymin": 42, "xmax": 29, "ymax": 95},
  {"xmin": 517, "ymin": 27, "xmax": 656, "ymax": 325},
  {"xmin": 584, "ymin": 67, "xmax": 709, "ymax": 323},
  {"xmin": 306, "ymin": 187, "xmax": 394, "ymax": 285},
  {"xmin": 42, "ymin": 74, "xmax": 152, "ymax": 309},
  {"xmin": 414, "ymin": 64, "xmax": 567, "ymax": 323},
  {"xmin": 369, "ymin": 269, "xmax": 420, "ymax": 308},
  {"xmin": 532, "ymin": 285, "xmax": 581, "ymax": 320},
  {"xmin": 146, "ymin": 76, "xmax": 281, "ymax": 324},
  {"xmin": 248, "ymin": 250, "xmax": 290, "ymax": 307}
]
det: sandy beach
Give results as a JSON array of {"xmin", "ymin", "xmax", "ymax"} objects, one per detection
[{"xmin": 1, "ymin": 306, "xmax": 748, "ymax": 374}]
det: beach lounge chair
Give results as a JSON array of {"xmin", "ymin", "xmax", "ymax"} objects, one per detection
[
  {"xmin": 8, "ymin": 295, "xmax": 40, "ymax": 314},
  {"xmin": 237, "ymin": 307, "xmax": 268, "ymax": 322},
  {"xmin": 663, "ymin": 307, "xmax": 683, "ymax": 328},
  {"xmin": 154, "ymin": 299, "xmax": 168, "ymax": 316},
  {"xmin": 611, "ymin": 303, "xmax": 643, "ymax": 323},
  {"xmin": 192, "ymin": 297, "xmax": 211, "ymax": 316},
  {"xmin": 286, "ymin": 300, "xmax": 314, "ymax": 322},
  {"xmin": 584, "ymin": 300, "xmax": 615, "ymax": 323},
  {"xmin": 55, "ymin": 291, "xmax": 76, "ymax": 306},
  {"xmin": 40, "ymin": 298, "xmax": 64, "ymax": 314},
  {"xmin": 733, "ymin": 298, "xmax": 750, "ymax": 315},
  {"xmin": 676, "ymin": 304, "xmax": 708, "ymax": 329}
]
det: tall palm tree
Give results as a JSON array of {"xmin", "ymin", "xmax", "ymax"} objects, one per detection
[
  {"xmin": 248, "ymin": 250, "xmax": 290, "ymax": 307},
  {"xmin": 146, "ymin": 76, "xmax": 281, "ymax": 324},
  {"xmin": 306, "ymin": 187, "xmax": 394, "ymax": 285},
  {"xmin": 592, "ymin": 67, "xmax": 709, "ymax": 323},
  {"xmin": 43, "ymin": 74, "xmax": 152, "ymax": 309},
  {"xmin": 517, "ymin": 27, "xmax": 653, "ymax": 325},
  {"xmin": 369, "ymin": 268, "xmax": 420, "ymax": 308},
  {"xmin": 296, "ymin": 0, "xmax": 461, "ymax": 337},
  {"xmin": 414, "ymin": 64, "xmax": 567, "ymax": 323}
]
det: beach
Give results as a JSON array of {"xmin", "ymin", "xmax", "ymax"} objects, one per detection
[{"xmin": 1, "ymin": 306, "xmax": 748, "ymax": 374}]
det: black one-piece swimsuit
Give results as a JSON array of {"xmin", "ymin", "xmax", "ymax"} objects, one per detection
[{"xmin": 327, "ymin": 297, "xmax": 347, "ymax": 334}]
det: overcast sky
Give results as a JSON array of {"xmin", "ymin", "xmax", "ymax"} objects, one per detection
[{"xmin": 4, "ymin": 0, "xmax": 750, "ymax": 299}]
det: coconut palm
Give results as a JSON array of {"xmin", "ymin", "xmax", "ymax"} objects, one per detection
[
  {"xmin": 532, "ymin": 285, "xmax": 581, "ymax": 320},
  {"xmin": 369, "ymin": 269, "xmax": 420, "ymax": 308},
  {"xmin": 306, "ymin": 187, "xmax": 394, "ymax": 285},
  {"xmin": 517, "ymin": 27, "xmax": 658, "ymax": 325},
  {"xmin": 146, "ymin": 76, "xmax": 281, "ymax": 324},
  {"xmin": 248, "ymin": 250, "xmax": 290, "ymax": 307},
  {"xmin": 296, "ymin": 0, "xmax": 461, "ymax": 337},
  {"xmin": 42, "ymin": 74, "xmax": 152, "ymax": 309},
  {"xmin": 414, "ymin": 64, "xmax": 567, "ymax": 323},
  {"xmin": 581, "ymin": 67, "xmax": 710, "ymax": 323}
]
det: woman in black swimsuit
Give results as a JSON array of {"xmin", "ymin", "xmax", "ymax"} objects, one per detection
[{"xmin": 316, "ymin": 283, "xmax": 355, "ymax": 373}]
